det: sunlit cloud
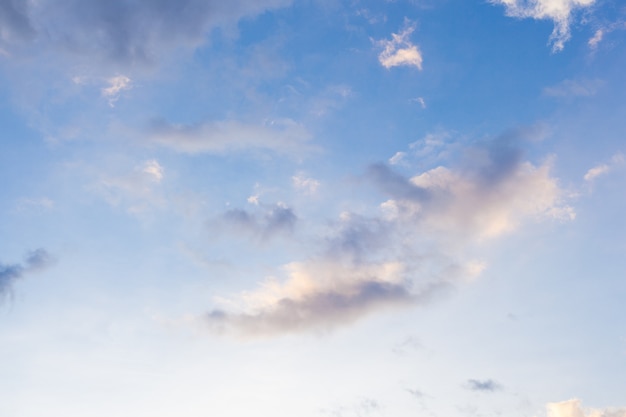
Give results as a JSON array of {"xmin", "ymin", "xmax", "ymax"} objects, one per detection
[
  {"xmin": 491, "ymin": 0, "xmax": 596, "ymax": 51},
  {"xmin": 547, "ymin": 399, "xmax": 626, "ymax": 417},
  {"xmin": 584, "ymin": 153, "xmax": 624, "ymax": 182},
  {"xmin": 375, "ymin": 21, "xmax": 423, "ymax": 69},
  {"xmin": 101, "ymin": 75, "xmax": 132, "ymax": 107}
]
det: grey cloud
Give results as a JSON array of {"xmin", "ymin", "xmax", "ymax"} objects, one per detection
[
  {"xmin": 0, "ymin": 0, "xmax": 35, "ymax": 43},
  {"xmin": 207, "ymin": 279, "xmax": 441, "ymax": 337},
  {"xmin": 325, "ymin": 215, "xmax": 392, "ymax": 262},
  {"xmin": 465, "ymin": 379, "xmax": 502, "ymax": 392},
  {"xmin": 2, "ymin": 0, "xmax": 292, "ymax": 66},
  {"xmin": 0, "ymin": 248, "xmax": 53, "ymax": 298},
  {"xmin": 221, "ymin": 203, "xmax": 297, "ymax": 241},
  {"xmin": 366, "ymin": 163, "xmax": 430, "ymax": 202}
]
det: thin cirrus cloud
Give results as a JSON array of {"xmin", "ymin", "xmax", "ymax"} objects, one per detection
[
  {"xmin": 204, "ymin": 129, "xmax": 573, "ymax": 338},
  {"xmin": 0, "ymin": 0, "xmax": 294, "ymax": 66},
  {"xmin": 93, "ymin": 159, "xmax": 166, "ymax": 214},
  {"xmin": 0, "ymin": 249, "xmax": 53, "ymax": 298},
  {"xmin": 490, "ymin": 0, "xmax": 597, "ymax": 51},
  {"xmin": 375, "ymin": 22, "xmax": 423, "ymax": 70},
  {"xmin": 543, "ymin": 79, "xmax": 604, "ymax": 98},
  {"xmin": 546, "ymin": 399, "xmax": 626, "ymax": 417},
  {"xmin": 145, "ymin": 118, "xmax": 313, "ymax": 156}
]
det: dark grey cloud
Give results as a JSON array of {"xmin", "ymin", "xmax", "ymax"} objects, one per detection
[
  {"xmin": 465, "ymin": 379, "xmax": 502, "ymax": 392},
  {"xmin": 1, "ymin": 0, "xmax": 293, "ymax": 66},
  {"xmin": 221, "ymin": 203, "xmax": 297, "ymax": 241},
  {"xmin": 0, "ymin": 248, "xmax": 53, "ymax": 298}
]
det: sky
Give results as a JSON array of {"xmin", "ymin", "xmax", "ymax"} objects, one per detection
[{"xmin": 1, "ymin": 0, "xmax": 625, "ymax": 416}]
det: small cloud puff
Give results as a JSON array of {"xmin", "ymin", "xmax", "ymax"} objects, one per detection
[
  {"xmin": 491, "ymin": 0, "xmax": 596, "ymax": 52},
  {"xmin": 101, "ymin": 75, "xmax": 132, "ymax": 107},
  {"xmin": 375, "ymin": 22, "xmax": 423, "ymax": 70}
]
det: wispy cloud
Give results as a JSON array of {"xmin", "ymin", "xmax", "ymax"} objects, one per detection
[
  {"xmin": 490, "ymin": 0, "xmax": 597, "ymax": 52},
  {"xmin": 94, "ymin": 159, "xmax": 166, "ymax": 213},
  {"xmin": 146, "ymin": 118, "xmax": 312, "ymax": 155},
  {"xmin": 584, "ymin": 153, "xmax": 624, "ymax": 182},
  {"xmin": 292, "ymin": 172, "xmax": 320, "ymax": 195},
  {"xmin": 375, "ymin": 21, "xmax": 423, "ymax": 70},
  {"xmin": 101, "ymin": 75, "xmax": 132, "ymax": 107},
  {"xmin": 1, "ymin": 249, "xmax": 54, "ymax": 298},
  {"xmin": 543, "ymin": 79, "xmax": 604, "ymax": 98}
]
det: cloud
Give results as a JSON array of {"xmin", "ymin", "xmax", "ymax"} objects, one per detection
[
  {"xmin": 588, "ymin": 29, "xmax": 604, "ymax": 48},
  {"xmin": 204, "ymin": 128, "xmax": 574, "ymax": 337},
  {"xmin": 377, "ymin": 131, "xmax": 575, "ymax": 240},
  {"xmin": 584, "ymin": 153, "xmax": 624, "ymax": 182},
  {"xmin": 146, "ymin": 118, "xmax": 312, "ymax": 155},
  {"xmin": 206, "ymin": 259, "xmax": 441, "ymax": 337},
  {"xmin": 1, "ymin": 249, "xmax": 53, "ymax": 298},
  {"xmin": 292, "ymin": 172, "xmax": 320, "ymax": 195},
  {"xmin": 543, "ymin": 79, "xmax": 604, "ymax": 98},
  {"xmin": 220, "ymin": 202, "xmax": 298, "ymax": 241},
  {"xmin": 547, "ymin": 399, "xmax": 626, "ymax": 417},
  {"xmin": 0, "ymin": 0, "xmax": 294, "ymax": 67},
  {"xmin": 490, "ymin": 0, "xmax": 597, "ymax": 51},
  {"xmin": 375, "ymin": 22, "xmax": 423, "ymax": 69},
  {"xmin": 0, "ymin": 0, "xmax": 35, "ymax": 44},
  {"xmin": 465, "ymin": 379, "xmax": 502, "ymax": 392},
  {"xmin": 94, "ymin": 159, "xmax": 166, "ymax": 213},
  {"xmin": 101, "ymin": 75, "xmax": 132, "ymax": 107}
]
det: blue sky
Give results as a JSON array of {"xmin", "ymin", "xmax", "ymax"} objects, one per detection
[{"xmin": 1, "ymin": 0, "xmax": 625, "ymax": 416}]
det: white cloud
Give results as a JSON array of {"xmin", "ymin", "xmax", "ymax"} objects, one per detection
[
  {"xmin": 101, "ymin": 75, "xmax": 132, "ymax": 107},
  {"xmin": 584, "ymin": 153, "xmax": 624, "ymax": 182},
  {"xmin": 547, "ymin": 399, "xmax": 626, "ymax": 417},
  {"xmin": 147, "ymin": 118, "xmax": 312, "ymax": 155},
  {"xmin": 389, "ymin": 151, "xmax": 407, "ymax": 165},
  {"xmin": 375, "ymin": 22, "xmax": 423, "ymax": 69},
  {"xmin": 292, "ymin": 172, "xmax": 320, "ymax": 194},
  {"xmin": 491, "ymin": 0, "xmax": 597, "ymax": 51}
]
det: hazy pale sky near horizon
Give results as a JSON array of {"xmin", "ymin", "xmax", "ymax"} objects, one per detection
[{"xmin": 1, "ymin": 0, "xmax": 626, "ymax": 416}]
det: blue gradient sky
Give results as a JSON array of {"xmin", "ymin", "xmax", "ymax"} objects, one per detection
[{"xmin": 1, "ymin": 1, "xmax": 625, "ymax": 416}]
